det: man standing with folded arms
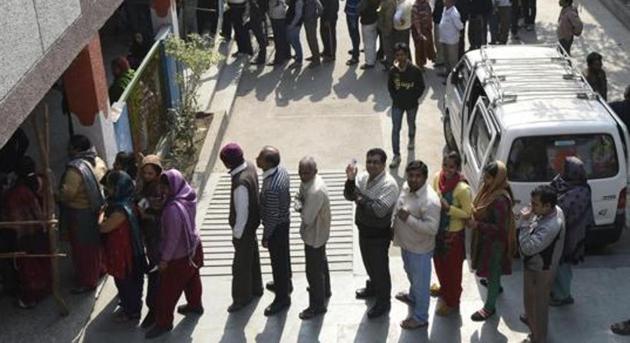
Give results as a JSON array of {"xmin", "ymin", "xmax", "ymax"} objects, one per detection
[
  {"xmin": 219, "ymin": 143, "xmax": 263, "ymax": 313},
  {"xmin": 295, "ymin": 157, "xmax": 332, "ymax": 320},
  {"xmin": 257, "ymin": 146, "xmax": 293, "ymax": 316},
  {"xmin": 344, "ymin": 148, "xmax": 399, "ymax": 319}
]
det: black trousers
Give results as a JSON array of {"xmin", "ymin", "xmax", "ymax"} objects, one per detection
[
  {"xmin": 358, "ymin": 233, "xmax": 391, "ymax": 306},
  {"xmin": 247, "ymin": 14, "xmax": 268, "ymax": 61},
  {"xmin": 305, "ymin": 244, "xmax": 330, "ymax": 310},
  {"xmin": 511, "ymin": 0, "xmax": 521, "ymax": 35},
  {"xmin": 320, "ymin": 18, "xmax": 337, "ymax": 58},
  {"xmin": 522, "ymin": 0, "xmax": 536, "ymax": 25},
  {"xmin": 230, "ymin": 3, "xmax": 253, "ymax": 54},
  {"xmin": 271, "ymin": 18, "xmax": 291, "ymax": 62},
  {"xmin": 268, "ymin": 222, "xmax": 291, "ymax": 303},
  {"xmin": 221, "ymin": 8, "xmax": 233, "ymax": 38},
  {"xmin": 146, "ymin": 271, "xmax": 159, "ymax": 312},
  {"xmin": 231, "ymin": 233, "xmax": 263, "ymax": 304}
]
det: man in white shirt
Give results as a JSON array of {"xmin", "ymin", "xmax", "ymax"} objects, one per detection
[
  {"xmin": 438, "ymin": 0, "xmax": 463, "ymax": 79},
  {"xmin": 393, "ymin": 0, "xmax": 413, "ymax": 47},
  {"xmin": 295, "ymin": 157, "xmax": 332, "ymax": 320},
  {"xmin": 392, "ymin": 160, "xmax": 441, "ymax": 329},
  {"xmin": 219, "ymin": 143, "xmax": 263, "ymax": 313}
]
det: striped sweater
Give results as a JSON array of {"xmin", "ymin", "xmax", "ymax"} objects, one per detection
[{"xmin": 260, "ymin": 166, "xmax": 291, "ymax": 239}]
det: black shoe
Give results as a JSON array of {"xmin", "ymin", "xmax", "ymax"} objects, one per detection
[
  {"xmin": 480, "ymin": 279, "xmax": 504, "ymax": 293},
  {"xmin": 299, "ymin": 307, "xmax": 327, "ymax": 320},
  {"xmin": 266, "ymin": 281, "xmax": 294, "ymax": 294},
  {"xmin": 252, "ymin": 58, "xmax": 266, "ymax": 65},
  {"xmin": 264, "ymin": 299, "xmax": 291, "ymax": 316},
  {"xmin": 140, "ymin": 311, "xmax": 155, "ymax": 329},
  {"xmin": 267, "ymin": 59, "xmax": 287, "ymax": 66},
  {"xmin": 177, "ymin": 304, "xmax": 204, "ymax": 315},
  {"xmin": 145, "ymin": 325, "xmax": 172, "ymax": 339},
  {"xmin": 367, "ymin": 302, "xmax": 391, "ymax": 319},
  {"xmin": 346, "ymin": 58, "xmax": 359, "ymax": 66},
  {"xmin": 227, "ymin": 301, "xmax": 250, "ymax": 313},
  {"xmin": 360, "ymin": 64, "xmax": 375, "ymax": 70},
  {"xmin": 355, "ymin": 287, "xmax": 376, "ymax": 299},
  {"xmin": 306, "ymin": 286, "xmax": 332, "ymax": 298}
]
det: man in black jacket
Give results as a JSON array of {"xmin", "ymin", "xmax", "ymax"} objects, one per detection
[
  {"xmin": 387, "ymin": 43, "xmax": 426, "ymax": 168},
  {"xmin": 320, "ymin": 0, "xmax": 339, "ymax": 61}
]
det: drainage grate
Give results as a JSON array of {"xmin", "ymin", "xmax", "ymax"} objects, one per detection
[{"xmin": 199, "ymin": 171, "xmax": 354, "ymax": 276}]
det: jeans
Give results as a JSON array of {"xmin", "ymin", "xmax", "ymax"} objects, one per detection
[
  {"xmin": 391, "ymin": 105, "xmax": 418, "ymax": 156},
  {"xmin": 361, "ymin": 23, "xmax": 378, "ymax": 65},
  {"xmin": 401, "ymin": 249, "xmax": 432, "ymax": 322},
  {"xmin": 346, "ymin": 15, "xmax": 360, "ymax": 59},
  {"xmin": 551, "ymin": 262, "xmax": 572, "ymax": 300},
  {"xmin": 287, "ymin": 24, "xmax": 303, "ymax": 62}
]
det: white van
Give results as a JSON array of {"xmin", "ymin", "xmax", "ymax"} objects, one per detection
[{"xmin": 442, "ymin": 44, "xmax": 629, "ymax": 246}]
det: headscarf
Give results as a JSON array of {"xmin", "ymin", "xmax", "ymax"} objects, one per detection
[
  {"xmin": 550, "ymin": 156, "xmax": 593, "ymax": 263},
  {"xmin": 472, "ymin": 161, "xmax": 517, "ymax": 256},
  {"xmin": 141, "ymin": 154, "xmax": 163, "ymax": 172},
  {"xmin": 161, "ymin": 169, "xmax": 199, "ymax": 262},
  {"xmin": 105, "ymin": 171, "xmax": 145, "ymax": 259}
]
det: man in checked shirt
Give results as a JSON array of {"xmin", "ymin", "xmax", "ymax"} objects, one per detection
[{"xmin": 256, "ymin": 146, "xmax": 293, "ymax": 316}]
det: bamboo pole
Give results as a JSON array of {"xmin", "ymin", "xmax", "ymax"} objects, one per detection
[
  {"xmin": 0, "ymin": 219, "xmax": 58, "ymax": 228},
  {"xmin": 32, "ymin": 104, "xmax": 69, "ymax": 316},
  {"xmin": 0, "ymin": 253, "xmax": 67, "ymax": 259}
]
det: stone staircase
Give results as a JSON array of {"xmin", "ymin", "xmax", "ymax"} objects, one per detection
[{"xmin": 199, "ymin": 171, "xmax": 354, "ymax": 276}]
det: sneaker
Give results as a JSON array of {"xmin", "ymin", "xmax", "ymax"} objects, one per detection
[{"xmin": 389, "ymin": 155, "xmax": 401, "ymax": 168}]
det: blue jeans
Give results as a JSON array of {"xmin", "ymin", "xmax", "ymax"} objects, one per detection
[
  {"xmin": 346, "ymin": 15, "xmax": 360, "ymax": 59},
  {"xmin": 287, "ymin": 24, "xmax": 303, "ymax": 62},
  {"xmin": 401, "ymin": 249, "xmax": 432, "ymax": 322},
  {"xmin": 391, "ymin": 106, "xmax": 418, "ymax": 156}
]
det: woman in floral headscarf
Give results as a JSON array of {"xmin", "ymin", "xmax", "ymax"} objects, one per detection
[
  {"xmin": 468, "ymin": 160, "xmax": 516, "ymax": 322},
  {"xmin": 99, "ymin": 170, "xmax": 146, "ymax": 322},
  {"xmin": 549, "ymin": 156, "xmax": 593, "ymax": 306}
]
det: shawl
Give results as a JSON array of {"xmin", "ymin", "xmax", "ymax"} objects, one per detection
[
  {"xmin": 550, "ymin": 156, "xmax": 593, "ymax": 263},
  {"xmin": 161, "ymin": 169, "xmax": 199, "ymax": 263},
  {"xmin": 105, "ymin": 171, "xmax": 145, "ymax": 259},
  {"xmin": 472, "ymin": 161, "xmax": 516, "ymax": 257},
  {"xmin": 65, "ymin": 151, "xmax": 104, "ymax": 212},
  {"xmin": 438, "ymin": 170, "xmax": 465, "ymax": 195}
]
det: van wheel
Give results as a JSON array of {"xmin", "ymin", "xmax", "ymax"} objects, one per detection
[{"xmin": 443, "ymin": 115, "xmax": 458, "ymax": 153}]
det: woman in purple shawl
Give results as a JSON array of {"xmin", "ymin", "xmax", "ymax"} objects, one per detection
[
  {"xmin": 146, "ymin": 169, "xmax": 204, "ymax": 339},
  {"xmin": 549, "ymin": 156, "xmax": 594, "ymax": 307}
]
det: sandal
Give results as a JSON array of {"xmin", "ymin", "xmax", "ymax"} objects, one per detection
[
  {"xmin": 471, "ymin": 308, "xmax": 495, "ymax": 322},
  {"xmin": 611, "ymin": 320, "xmax": 630, "ymax": 335},
  {"xmin": 430, "ymin": 283, "xmax": 441, "ymax": 297},
  {"xmin": 394, "ymin": 292, "xmax": 415, "ymax": 305}
]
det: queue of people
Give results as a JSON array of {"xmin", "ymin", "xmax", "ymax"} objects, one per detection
[{"xmin": 53, "ymin": 135, "xmax": 204, "ymax": 339}]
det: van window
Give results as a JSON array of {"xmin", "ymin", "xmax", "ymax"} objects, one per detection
[
  {"xmin": 453, "ymin": 62, "xmax": 470, "ymax": 97},
  {"xmin": 469, "ymin": 110, "xmax": 492, "ymax": 166},
  {"xmin": 507, "ymin": 135, "xmax": 619, "ymax": 182}
]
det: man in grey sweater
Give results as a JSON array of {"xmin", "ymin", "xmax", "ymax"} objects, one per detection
[
  {"xmin": 344, "ymin": 148, "xmax": 399, "ymax": 319},
  {"xmin": 518, "ymin": 185, "xmax": 565, "ymax": 343}
]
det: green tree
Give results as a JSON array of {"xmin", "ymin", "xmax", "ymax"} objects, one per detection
[{"xmin": 164, "ymin": 34, "xmax": 219, "ymax": 158}]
